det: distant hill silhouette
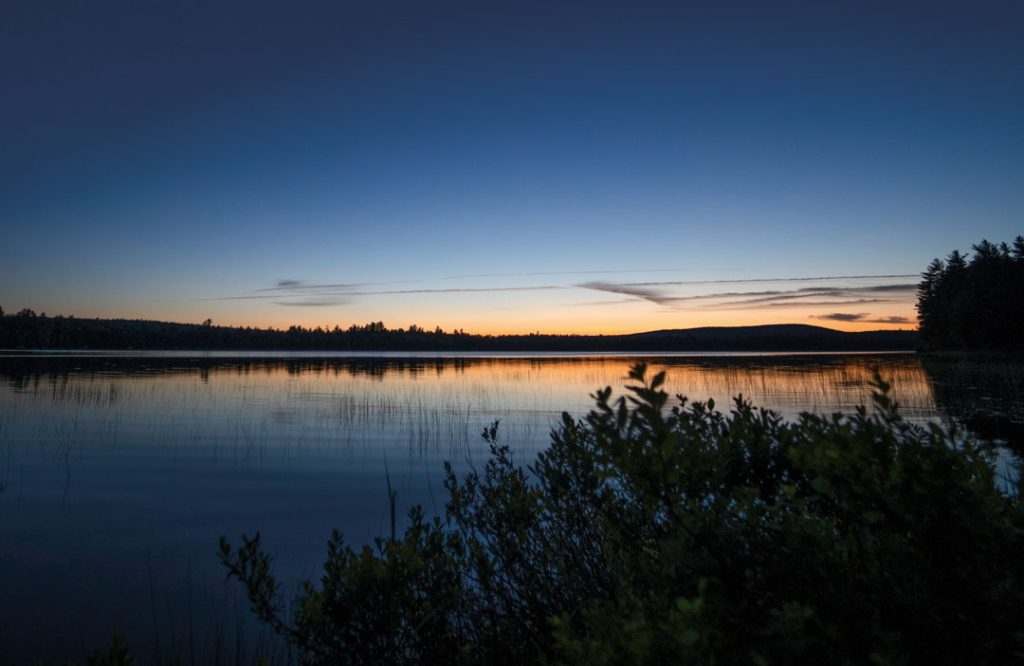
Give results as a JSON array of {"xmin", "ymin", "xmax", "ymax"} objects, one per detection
[
  {"xmin": 620, "ymin": 324, "xmax": 915, "ymax": 351},
  {"xmin": 0, "ymin": 312, "xmax": 916, "ymax": 352}
]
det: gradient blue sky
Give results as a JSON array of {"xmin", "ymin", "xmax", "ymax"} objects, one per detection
[{"xmin": 2, "ymin": 1, "xmax": 1021, "ymax": 333}]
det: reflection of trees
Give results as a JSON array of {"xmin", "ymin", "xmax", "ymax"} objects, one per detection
[
  {"xmin": 920, "ymin": 355, "xmax": 1024, "ymax": 451},
  {"xmin": 2, "ymin": 353, "xmax": 901, "ymax": 381},
  {"xmin": 0, "ymin": 356, "xmax": 483, "ymax": 392},
  {"xmin": 1, "ymin": 353, "xmax": 930, "ymax": 402}
]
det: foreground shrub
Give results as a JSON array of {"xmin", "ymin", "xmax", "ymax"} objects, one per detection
[{"xmin": 221, "ymin": 365, "xmax": 1024, "ymax": 664}]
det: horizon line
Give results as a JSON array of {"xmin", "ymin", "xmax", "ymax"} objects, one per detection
[{"xmin": 0, "ymin": 310, "xmax": 919, "ymax": 338}]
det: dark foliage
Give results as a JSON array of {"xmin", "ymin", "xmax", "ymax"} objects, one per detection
[
  {"xmin": 222, "ymin": 365, "xmax": 1024, "ymax": 664},
  {"xmin": 917, "ymin": 236, "xmax": 1024, "ymax": 350},
  {"xmin": 0, "ymin": 313, "xmax": 916, "ymax": 352}
]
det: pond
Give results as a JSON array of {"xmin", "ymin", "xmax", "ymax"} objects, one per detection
[{"xmin": 0, "ymin": 352, "xmax": 1017, "ymax": 663}]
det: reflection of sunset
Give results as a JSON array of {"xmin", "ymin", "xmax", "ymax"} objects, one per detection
[{"xmin": 2, "ymin": 355, "xmax": 940, "ymax": 456}]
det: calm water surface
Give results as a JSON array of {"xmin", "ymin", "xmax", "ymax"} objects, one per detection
[{"xmin": 0, "ymin": 352, "xmax": 1000, "ymax": 662}]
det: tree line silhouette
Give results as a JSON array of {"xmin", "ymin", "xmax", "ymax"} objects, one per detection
[
  {"xmin": 0, "ymin": 311, "xmax": 916, "ymax": 352},
  {"xmin": 917, "ymin": 236, "xmax": 1024, "ymax": 351}
]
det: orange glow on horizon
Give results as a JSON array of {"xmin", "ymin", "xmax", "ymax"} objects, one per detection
[
  {"xmin": 155, "ymin": 311, "xmax": 918, "ymax": 337},
  {"xmin": 28, "ymin": 282, "xmax": 918, "ymax": 337}
]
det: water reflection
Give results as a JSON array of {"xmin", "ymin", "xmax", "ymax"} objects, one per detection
[
  {"xmin": 920, "ymin": 354, "xmax": 1024, "ymax": 451},
  {"xmin": 1, "ymin": 352, "xmax": 938, "ymax": 412},
  {"xmin": 0, "ymin": 352, "xmax": 1009, "ymax": 662}
]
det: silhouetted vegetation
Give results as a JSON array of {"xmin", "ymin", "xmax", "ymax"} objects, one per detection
[
  {"xmin": 917, "ymin": 236, "xmax": 1024, "ymax": 350},
  {"xmin": 221, "ymin": 365, "xmax": 1024, "ymax": 664},
  {"xmin": 0, "ymin": 312, "xmax": 915, "ymax": 352}
]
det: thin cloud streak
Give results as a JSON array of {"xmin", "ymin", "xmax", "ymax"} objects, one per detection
[
  {"xmin": 763, "ymin": 299, "xmax": 893, "ymax": 307},
  {"xmin": 813, "ymin": 312, "xmax": 871, "ymax": 322},
  {"xmin": 867, "ymin": 315, "xmax": 914, "ymax": 324},
  {"xmin": 257, "ymin": 281, "xmax": 368, "ymax": 293},
  {"xmin": 206, "ymin": 284, "xmax": 564, "ymax": 303},
  {"xmin": 703, "ymin": 289, "xmax": 914, "ymax": 308},
  {"xmin": 274, "ymin": 299, "xmax": 352, "ymax": 307},
  {"xmin": 605, "ymin": 274, "xmax": 918, "ymax": 287},
  {"xmin": 566, "ymin": 298, "xmax": 646, "ymax": 308},
  {"xmin": 576, "ymin": 281, "xmax": 671, "ymax": 304},
  {"xmin": 812, "ymin": 313, "xmax": 914, "ymax": 324},
  {"xmin": 704, "ymin": 299, "xmax": 894, "ymax": 311},
  {"xmin": 578, "ymin": 281, "xmax": 917, "ymax": 309},
  {"xmin": 440, "ymin": 268, "xmax": 679, "ymax": 280},
  {"xmin": 356, "ymin": 286, "xmax": 563, "ymax": 296},
  {"xmin": 689, "ymin": 286, "xmax": 914, "ymax": 307}
]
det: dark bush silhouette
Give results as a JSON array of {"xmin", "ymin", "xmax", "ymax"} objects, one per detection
[
  {"xmin": 221, "ymin": 365, "xmax": 1024, "ymax": 664},
  {"xmin": 917, "ymin": 236, "xmax": 1024, "ymax": 350}
]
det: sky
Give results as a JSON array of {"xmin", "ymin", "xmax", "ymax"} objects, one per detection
[{"xmin": 2, "ymin": 1, "xmax": 1021, "ymax": 334}]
